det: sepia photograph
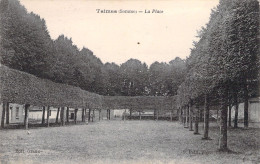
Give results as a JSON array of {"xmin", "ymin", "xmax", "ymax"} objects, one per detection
[{"xmin": 0, "ymin": 0, "xmax": 259, "ymax": 163}]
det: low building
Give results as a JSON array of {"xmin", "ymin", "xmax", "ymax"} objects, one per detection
[
  {"xmin": 231, "ymin": 97, "xmax": 260, "ymax": 124},
  {"xmin": 0, "ymin": 103, "xmax": 87, "ymax": 125}
]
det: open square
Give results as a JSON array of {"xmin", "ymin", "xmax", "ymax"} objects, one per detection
[{"xmin": 1, "ymin": 120, "xmax": 259, "ymax": 164}]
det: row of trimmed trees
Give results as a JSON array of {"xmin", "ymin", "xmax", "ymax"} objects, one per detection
[
  {"xmin": 0, "ymin": 0, "xmax": 186, "ymax": 97},
  {"xmin": 177, "ymin": 0, "xmax": 259, "ymax": 151},
  {"xmin": 1, "ymin": 102, "xmax": 108, "ymax": 129}
]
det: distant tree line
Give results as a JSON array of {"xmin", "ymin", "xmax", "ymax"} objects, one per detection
[{"xmin": 0, "ymin": 0, "xmax": 186, "ymax": 97}]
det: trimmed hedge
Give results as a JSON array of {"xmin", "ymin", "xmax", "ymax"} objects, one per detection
[
  {"xmin": 103, "ymin": 96, "xmax": 176, "ymax": 111},
  {"xmin": 0, "ymin": 66, "xmax": 102, "ymax": 108},
  {"xmin": 0, "ymin": 66, "xmax": 176, "ymax": 110}
]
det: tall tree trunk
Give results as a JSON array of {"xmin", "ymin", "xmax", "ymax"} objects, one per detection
[
  {"xmin": 74, "ymin": 108, "xmax": 78, "ymax": 124},
  {"xmin": 92, "ymin": 109, "xmax": 94, "ymax": 122},
  {"xmin": 182, "ymin": 108, "xmax": 185, "ymax": 124},
  {"xmin": 217, "ymin": 108, "xmax": 219, "ymax": 124},
  {"xmin": 228, "ymin": 104, "xmax": 232, "ymax": 127},
  {"xmin": 88, "ymin": 109, "xmax": 91, "ymax": 122},
  {"xmin": 178, "ymin": 108, "xmax": 181, "ymax": 123},
  {"xmin": 6, "ymin": 102, "xmax": 9, "ymax": 125},
  {"xmin": 108, "ymin": 109, "xmax": 110, "ymax": 120},
  {"xmin": 123, "ymin": 109, "xmax": 126, "ymax": 121},
  {"xmin": 66, "ymin": 107, "xmax": 69, "ymax": 123},
  {"xmin": 46, "ymin": 106, "xmax": 50, "ymax": 127},
  {"xmin": 56, "ymin": 107, "xmax": 60, "ymax": 123},
  {"xmin": 99, "ymin": 109, "xmax": 101, "ymax": 121},
  {"xmin": 24, "ymin": 104, "xmax": 30, "ymax": 130},
  {"xmin": 233, "ymin": 90, "xmax": 239, "ymax": 128},
  {"xmin": 156, "ymin": 109, "xmax": 159, "ymax": 120},
  {"xmin": 184, "ymin": 107, "xmax": 188, "ymax": 128},
  {"xmin": 130, "ymin": 109, "xmax": 132, "ymax": 120},
  {"xmin": 194, "ymin": 106, "xmax": 200, "ymax": 135},
  {"xmin": 202, "ymin": 94, "xmax": 210, "ymax": 139},
  {"xmin": 154, "ymin": 109, "xmax": 156, "ymax": 120},
  {"xmin": 42, "ymin": 106, "xmax": 45, "ymax": 124},
  {"xmin": 219, "ymin": 85, "xmax": 229, "ymax": 151},
  {"xmin": 1, "ymin": 102, "xmax": 6, "ymax": 128},
  {"xmin": 85, "ymin": 108, "xmax": 88, "ymax": 122},
  {"xmin": 60, "ymin": 107, "xmax": 65, "ymax": 126},
  {"xmin": 199, "ymin": 108, "xmax": 203, "ymax": 122},
  {"xmin": 244, "ymin": 81, "xmax": 249, "ymax": 128},
  {"xmin": 139, "ymin": 111, "xmax": 141, "ymax": 120},
  {"xmin": 180, "ymin": 108, "xmax": 183, "ymax": 123},
  {"xmin": 60, "ymin": 107, "xmax": 63, "ymax": 126},
  {"xmin": 170, "ymin": 110, "xmax": 173, "ymax": 122},
  {"xmin": 82, "ymin": 108, "xmax": 85, "ymax": 122},
  {"xmin": 189, "ymin": 104, "xmax": 193, "ymax": 131}
]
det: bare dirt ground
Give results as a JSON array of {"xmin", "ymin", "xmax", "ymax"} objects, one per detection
[{"xmin": 0, "ymin": 120, "xmax": 259, "ymax": 164}]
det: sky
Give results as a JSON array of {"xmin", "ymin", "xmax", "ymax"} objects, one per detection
[{"xmin": 20, "ymin": 0, "xmax": 219, "ymax": 66}]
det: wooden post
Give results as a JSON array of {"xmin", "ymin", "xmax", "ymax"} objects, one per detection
[
  {"xmin": 6, "ymin": 102, "xmax": 9, "ymax": 125},
  {"xmin": 56, "ymin": 107, "xmax": 60, "ymax": 123},
  {"xmin": 202, "ymin": 95, "xmax": 210, "ymax": 140},
  {"xmin": 74, "ymin": 108, "xmax": 78, "ymax": 124},
  {"xmin": 24, "ymin": 104, "xmax": 30, "ymax": 130},
  {"xmin": 66, "ymin": 107, "xmax": 69, "ymax": 123},
  {"xmin": 46, "ymin": 106, "xmax": 50, "ymax": 127},
  {"xmin": 1, "ymin": 102, "xmax": 6, "ymax": 128},
  {"xmin": 189, "ymin": 104, "xmax": 193, "ymax": 131},
  {"xmin": 42, "ymin": 106, "xmax": 46, "ymax": 124},
  {"xmin": 60, "ymin": 107, "xmax": 65, "ymax": 126}
]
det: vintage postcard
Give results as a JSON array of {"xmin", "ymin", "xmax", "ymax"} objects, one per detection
[{"xmin": 0, "ymin": 0, "xmax": 259, "ymax": 163}]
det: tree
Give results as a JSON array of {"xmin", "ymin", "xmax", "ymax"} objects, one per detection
[
  {"xmin": 167, "ymin": 57, "xmax": 186, "ymax": 96},
  {"xmin": 120, "ymin": 59, "xmax": 149, "ymax": 96},
  {"xmin": 0, "ymin": 0, "xmax": 54, "ymax": 77},
  {"xmin": 149, "ymin": 62, "xmax": 169, "ymax": 96},
  {"xmin": 103, "ymin": 62, "xmax": 121, "ymax": 96}
]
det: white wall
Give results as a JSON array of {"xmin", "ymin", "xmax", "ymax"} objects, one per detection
[{"xmin": 231, "ymin": 100, "xmax": 260, "ymax": 123}]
